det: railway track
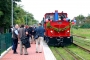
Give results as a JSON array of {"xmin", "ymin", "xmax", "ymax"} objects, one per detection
[
  {"xmin": 74, "ymin": 36, "xmax": 90, "ymax": 44},
  {"xmin": 73, "ymin": 41, "xmax": 90, "ymax": 53},
  {"xmin": 51, "ymin": 43, "xmax": 90, "ymax": 60},
  {"xmin": 73, "ymin": 36, "xmax": 90, "ymax": 53},
  {"xmin": 54, "ymin": 47, "xmax": 85, "ymax": 60},
  {"xmin": 74, "ymin": 40, "xmax": 90, "ymax": 46},
  {"xmin": 51, "ymin": 36, "xmax": 90, "ymax": 60},
  {"xmin": 54, "ymin": 47, "xmax": 65, "ymax": 60},
  {"xmin": 73, "ymin": 35, "xmax": 86, "ymax": 39},
  {"xmin": 64, "ymin": 47, "xmax": 85, "ymax": 60}
]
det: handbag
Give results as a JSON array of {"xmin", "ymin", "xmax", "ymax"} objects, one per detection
[
  {"xmin": 21, "ymin": 36, "xmax": 31, "ymax": 48},
  {"xmin": 21, "ymin": 36, "xmax": 28, "ymax": 45},
  {"xmin": 35, "ymin": 34, "xmax": 39, "ymax": 39}
]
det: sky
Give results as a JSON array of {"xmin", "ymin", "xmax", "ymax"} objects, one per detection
[{"xmin": 17, "ymin": 0, "xmax": 90, "ymax": 22}]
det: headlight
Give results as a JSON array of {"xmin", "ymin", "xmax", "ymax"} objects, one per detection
[
  {"xmin": 50, "ymin": 30, "xmax": 53, "ymax": 33},
  {"xmin": 67, "ymin": 30, "xmax": 69, "ymax": 32},
  {"xmin": 67, "ymin": 37, "xmax": 70, "ymax": 38}
]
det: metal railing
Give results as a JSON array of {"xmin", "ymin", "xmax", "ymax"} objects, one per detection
[{"xmin": 0, "ymin": 33, "xmax": 12, "ymax": 56}]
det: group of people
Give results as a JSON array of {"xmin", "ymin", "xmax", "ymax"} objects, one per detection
[{"xmin": 9, "ymin": 23, "xmax": 45, "ymax": 55}]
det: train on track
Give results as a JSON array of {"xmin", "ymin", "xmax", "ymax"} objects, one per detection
[{"xmin": 41, "ymin": 10, "xmax": 75, "ymax": 47}]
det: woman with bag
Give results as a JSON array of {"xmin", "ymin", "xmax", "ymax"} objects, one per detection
[{"xmin": 19, "ymin": 25, "xmax": 30, "ymax": 55}]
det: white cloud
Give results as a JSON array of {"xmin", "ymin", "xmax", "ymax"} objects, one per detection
[{"xmin": 18, "ymin": 0, "xmax": 90, "ymax": 22}]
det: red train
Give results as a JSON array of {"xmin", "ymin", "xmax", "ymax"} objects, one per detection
[{"xmin": 42, "ymin": 10, "xmax": 73, "ymax": 47}]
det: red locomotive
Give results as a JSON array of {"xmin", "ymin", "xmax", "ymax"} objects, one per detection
[{"xmin": 42, "ymin": 10, "xmax": 73, "ymax": 47}]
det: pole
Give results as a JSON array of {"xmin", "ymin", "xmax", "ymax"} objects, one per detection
[
  {"xmin": 31, "ymin": 19, "xmax": 32, "ymax": 25},
  {"xmin": 11, "ymin": 0, "xmax": 13, "ymax": 26},
  {"xmin": 26, "ymin": 15, "xmax": 27, "ymax": 25}
]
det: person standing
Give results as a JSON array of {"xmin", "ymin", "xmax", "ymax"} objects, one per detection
[
  {"xmin": 28, "ymin": 26, "xmax": 33, "ymax": 43},
  {"xmin": 9, "ymin": 26, "xmax": 13, "ymax": 33},
  {"xmin": 12, "ymin": 24, "xmax": 19, "ymax": 54},
  {"xmin": 35, "ymin": 23, "xmax": 45, "ymax": 53},
  {"xmin": 31, "ymin": 26, "xmax": 36, "ymax": 44},
  {"xmin": 19, "ymin": 25, "xmax": 30, "ymax": 55},
  {"xmin": 9, "ymin": 25, "xmax": 14, "ymax": 41}
]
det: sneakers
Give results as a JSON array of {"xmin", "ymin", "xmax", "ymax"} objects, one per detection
[
  {"xmin": 20, "ymin": 54, "xmax": 22, "ymax": 55},
  {"xmin": 39, "ymin": 52, "xmax": 42, "ymax": 53},
  {"xmin": 36, "ymin": 51, "xmax": 38, "ymax": 53},
  {"xmin": 24, "ymin": 54, "xmax": 28, "ymax": 55},
  {"xmin": 13, "ymin": 52, "xmax": 18, "ymax": 54},
  {"xmin": 36, "ymin": 51, "xmax": 42, "ymax": 53},
  {"xmin": 20, "ymin": 53, "xmax": 28, "ymax": 55}
]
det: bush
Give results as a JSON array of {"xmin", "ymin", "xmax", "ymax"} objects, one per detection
[
  {"xmin": 72, "ymin": 25, "xmax": 78, "ymax": 29},
  {"xmin": 80, "ymin": 23, "xmax": 90, "ymax": 28}
]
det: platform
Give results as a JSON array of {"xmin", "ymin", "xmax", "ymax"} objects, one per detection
[{"xmin": 0, "ymin": 41, "xmax": 56, "ymax": 60}]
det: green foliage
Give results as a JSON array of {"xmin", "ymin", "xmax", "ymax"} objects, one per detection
[
  {"xmin": 0, "ymin": 11, "xmax": 3, "ymax": 16},
  {"xmin": 0, "ymin": 0, "xmax": 38, "ymax": 32},
  {"xmin": 14, "ymin": 5, "xmax": 26, "ymax": 25},
  {"xmin": 13, "ymin": 5, "xmax": 38, "ymax": 25},
  {"xmin": 80, "ymin": 23, "xmax": 90, "ymax": 28},
  {"xmin": 75, "ymin": 15, "xmax": 85, "ymax": 21},
  {"xmin": 86, "ymin": 14, "xmax": 90, "ymax": 19},
  {"xmin": 75, "ymin": 14, "xmax": 90, "ymax": 28},
  {"xmin": 46, "ymin": 22, "xmax": 70, "ymax": 32},
  {"xmin": 75, "ymin": 14, "xmax": 85, "ymax": 25},
  {"xmin": 73, "ymin": 28, "xmax": 90, "ymax": 39},
  {"xmin": 15, "ymin": 0, "xmax": 21, "ymax": 2},
  {"xmin": 46, "ymin": 22, "xmax": 51, "ymax": 28},
  {"xmin": 0, "ymin": 0, "xmax": 21, "ymax": 27},
  {"xmin": 85, "ymin": 19, "xmax": 90, "ymax": 24},
  {"xmin": 0, "ymin": 0, "xmax": 12, "ymax": 27},
  {"xmin": 72, "ymin": 25, "xmax": 78, "ymax": 29}
]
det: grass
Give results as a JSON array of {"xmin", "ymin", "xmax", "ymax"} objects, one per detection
[
  {"xmin": 74, "ymin": 36, "xmax": 90, "ymax": 50},
  {"xmin": 68, "ymin": 45, "xmax": 90, "ymax": 60},
  {"xmin": 74, "ymin": 36, "xmax": 90, "ymax": 45},
  {"xmin": 49, "ymin": 28, "xmax": 90, "ymax": 60},
  {"xmin": 50, "ymin": 46, "xmax": 76, "ymax": 60},
  {"xmin": 72, "ymin": 28, "xmax": 90, "ymax": 39},
  {"xmin": 50, "ymin": 45, "xmax": 90, "ymax": 60},
  {"xmin": 57, "ymin": 47, "xmax": 74, "ymax": 60},
  {"xmin": 50, "ymin": 47, "xmax": 62, "ymax": 60}
]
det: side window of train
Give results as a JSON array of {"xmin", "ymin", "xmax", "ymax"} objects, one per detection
[
  {"xmin": 46, "ymin": 15, "xmax": 50, "ymax": 19},
  {"xmin": 62, "ymin": 14, "xmax": 65, "ymax": 18},
  {"xmin": 46, "ymin": 15, "xmax": 48, "ymax": 19},
  {"xmin": 43, "ymin": 17, "xmax": 45, "ymax": 22},
  {"xmin": 45, "ymin": 14, "xmax": 54, "ymax": 20},
  {"xmin": 58, "ymin": 15, "xmax": 61, "ymax": 20},
  {"xmin": 50, "ymin": 15, "xmax": 54, "ymax": 20},
  {"xmin": 64, "ymin": 14, "xmax": 66, "ymax": 18}
]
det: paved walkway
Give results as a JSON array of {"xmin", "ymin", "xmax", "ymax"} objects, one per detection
[
  {"xmin": 0, "ymin": 41, "xmax": 56, "ymax": 60},
  {"xmin": 1, "ymin": 43, "xmax": 45, "ymax": 60}
]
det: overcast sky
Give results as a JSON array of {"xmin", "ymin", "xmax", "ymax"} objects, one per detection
[{"xmin": 18, "ymin": 0, "xmax": 90, "ymax": 22}]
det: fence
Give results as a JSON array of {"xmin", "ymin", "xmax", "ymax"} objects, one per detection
[{"xmin": 0, "ymin": 33, "xmax": 12, "ymax": 56}]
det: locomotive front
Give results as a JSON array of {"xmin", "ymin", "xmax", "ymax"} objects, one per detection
[{"xmin": 43, "ymin": 10, "xmax": 73, "ymax": 47}]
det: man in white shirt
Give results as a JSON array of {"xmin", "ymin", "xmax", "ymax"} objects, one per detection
[{"xmin": 12, "ymin": 24, "xmax": 19, "ymax": 54}]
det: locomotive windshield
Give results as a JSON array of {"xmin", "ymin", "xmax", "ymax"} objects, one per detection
[
  {"xmin": 59, "ymin": 14, "xmax": 67, "ymax": 20},
  {"xmin": 45, "ymin": 14, "xmax": 54, "ymax": 20},
  {"xmin": 45, "ymin": 13, "xmax": 67, "ymax": 21}
]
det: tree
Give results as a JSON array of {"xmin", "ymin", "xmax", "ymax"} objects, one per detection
[
  {"xmin": 75, "ymin": 15, "xmax": 85, "ymax": 25},
  {"xmin": 0, "ymin": 11, "xmax": 3, "ymax": 17},
  {"xmin": 0, "ymin": 0, "xmax": 38, "ymax": 33},
  {"xmin": 78, "ymin": 14, "xmax": 90, "ymax": 28},
  {"xmin": 14, "ymin": 5, "xmax": 26, "ymax": 25},
  {"xmin": 0, "ymin": 0, "xmax": 21, "ymax": 33},
  {"xmin": 85, "ymin": 14, "xmax": 90, "ymax": 23}
]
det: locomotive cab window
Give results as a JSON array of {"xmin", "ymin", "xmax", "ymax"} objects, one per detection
[{"xmin": 45, "ymin": 14, "xmax": 54, "ymax": 20}]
